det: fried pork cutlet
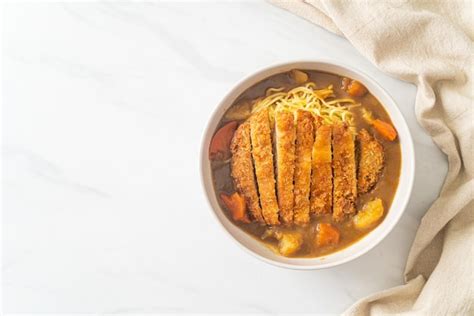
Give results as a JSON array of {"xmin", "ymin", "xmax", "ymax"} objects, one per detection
[
  {"xmin": 250, "ymin": 108, "xmax": 280, "ymax": 225},
  {"xmin": 357, "ymin": 129, "xmax": 384, "ymax": 194},
  {"xmin": 275, "ymin": 110, "xmax": 296, "ymax": 225},
  {"xmin": 230, "ymin": 122, "xmax": 265, "ymax": 224},
  {"xmin": 293, "ymin": 110, "xmax": 314, "ymax": 226},
  {"xmin": 310, "ymin": 124, "xmax": 333, "ymax": 215},
  {"xmin": 332, "ymin": 124, "xmax": 357, "ymax": 222}
]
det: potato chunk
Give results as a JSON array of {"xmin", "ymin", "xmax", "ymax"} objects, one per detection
[
  {"xmin": 224, "ymin": 100, "xmax": 252, "ymax": 121},
  {"xmin": 263, "ymin": 229, "xmax": 303, "ymax": 257},
  {"xmin": 277, "ymin": 232, "xmax": 304, "ymax": 256},
  {"xmin": 353, "ymin": 198, "xmax": 384, "ymax": 229},
  {"xmin": 290, "ymin": 69, "xmax": 309, "ymax": 84}
]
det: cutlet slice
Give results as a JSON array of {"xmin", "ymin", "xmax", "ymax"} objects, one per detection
[
  {"xmin": 357, "ymin": 129, "xmax": 384, "ymax": 194},
  {"xmin": 293, "ymin": 110, "xmax": 314, "ymax": 226},
  {"xmin": 275, "ymin": 110, "xmax": 296, "ymax": 224},
  {"xmin": 230, "ymin": 122, "xmax": 265, "ymax": 224},
  {"xmin": 332, "ymin": 124, "xmax": 357, "ymax": 222},
  {"xmin": 310, "ymin": 124, "xmax": 333, "ymax": 215},
  {"xmin": 250, "ymin": 108, "xmax": 280, "ymax": 225}
]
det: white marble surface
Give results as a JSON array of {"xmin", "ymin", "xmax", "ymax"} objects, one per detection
[{"xmin": 2, "ymin": 2, "xmax": 448, "ymax": 314}]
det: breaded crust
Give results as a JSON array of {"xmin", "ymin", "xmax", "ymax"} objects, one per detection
[
  {"xmin": 293, "ymin": 110, "xmax": 314, "ymax": 226},
  {"xmin": 230, "ymin": 122, "xmax": 265, "ymax": 223},
  {"xmin": 357, "ymin": 129, "xmax": 384, "ymax": 194},
  {"xmin": 250, "ymin": 108, "xmax": 280, "ymax": 225},
  {"xmin": 332, "ymin": 124, "xmax": 357, "ymax": 222},
  {"xmin": 275, "ymin": 111, "xmax": 296, "ymax": 224},
  {"xmin": 310, "ymin": 124, "xmax": 333, "ymax": 215}
]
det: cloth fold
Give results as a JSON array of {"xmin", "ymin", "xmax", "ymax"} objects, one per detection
[{"xmin": 269, "ymin": 0, "xmax": 473, "ymax": 315}]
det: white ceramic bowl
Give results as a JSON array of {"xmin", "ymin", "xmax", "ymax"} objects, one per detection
[{"xmin": 200, "ymin": 61, "xmax": 415, "ymax": 270}]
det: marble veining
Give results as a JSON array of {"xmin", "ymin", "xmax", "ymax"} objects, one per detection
[{"xmin": 3, "ymin": 1, "xmax": 447, "ymax": 314}]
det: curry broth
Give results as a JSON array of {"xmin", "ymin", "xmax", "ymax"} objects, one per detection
[{"xmin": 211, "ymin": 70, "xmax": 401, "ymax": 258}]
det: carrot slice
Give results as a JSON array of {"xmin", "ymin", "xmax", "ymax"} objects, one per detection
[
  {"xmin": 346, "ymin": 80, "xmax": 367, "ymax": 97},
  {"xmin": 315, "ymin": 223, "xmax": 340, "ymax": 247},
  {"xmin": 373, "ymin": 119, "xmax": 397, "ymax": 141},
  {"xmin": 209, "ymin": 121, "xmax": 238, "ymax": 160},
  {"xmin": 220, "ymin": 192, "xmax": 250, "ymax": 223}
]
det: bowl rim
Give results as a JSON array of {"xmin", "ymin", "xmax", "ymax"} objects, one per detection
[{"xmin": 199, "ymin": 59, "xmax": 415, "ymax": 270}]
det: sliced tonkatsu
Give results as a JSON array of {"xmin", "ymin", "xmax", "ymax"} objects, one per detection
[
  {"xmin": 293, "ymin": 110, "xmax": 315, "ymax": 226},
  {"xmin": 275, "ymin": 110, "xmax": 296, "ymax": 224},
  {"xmin": 310, "ymin": 123, "xmax": 333, "ymax": 215},
  {"xmin": 332, "ymin": 124, "xmax": 357, "ymax": 222},
  {"xmin": 250, "ymin": 108, "xmax": 280, "ymax": 225},
  {"xmin": 230, "ymin": 122, "xmax": 265, "ymax": 223},
  {"xmin": 357, "ymin": 129, "xmax": 384, "ymax": 194}
]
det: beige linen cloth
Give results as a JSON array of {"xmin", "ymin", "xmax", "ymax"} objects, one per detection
[{"xmin": 269, "ymin": 0, "xmax": 473, "ymax": 315}]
